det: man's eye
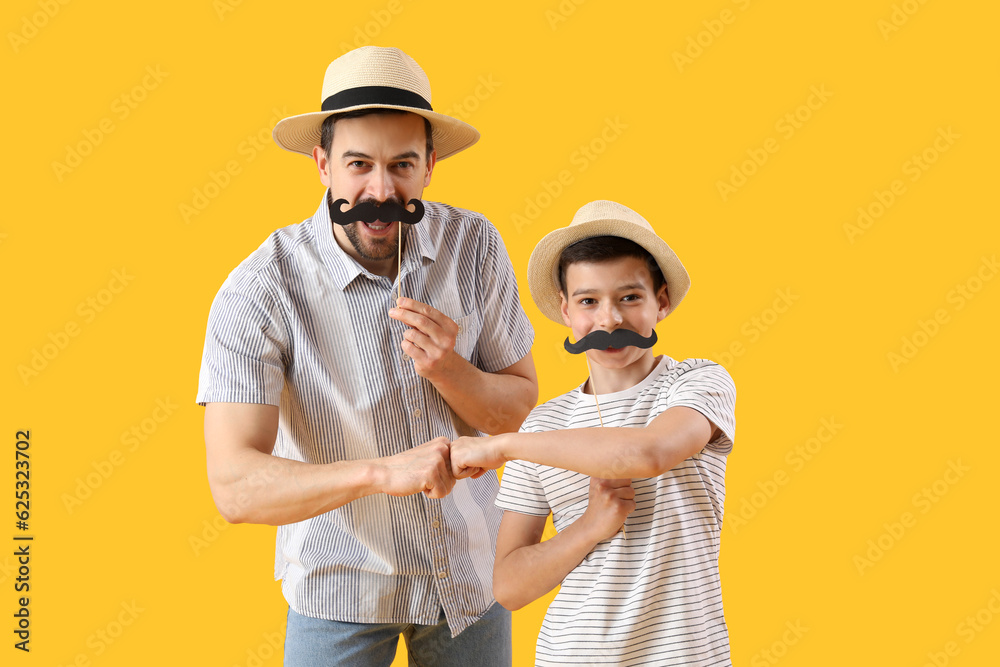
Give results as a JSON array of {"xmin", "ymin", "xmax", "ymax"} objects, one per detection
[
  {"xmin": 395, "ymin": 161, "xmax": 413, "ymax": 169},
  {"xmin": 349, "ymin": 161, "xmax": 367, "ymax": 168}
]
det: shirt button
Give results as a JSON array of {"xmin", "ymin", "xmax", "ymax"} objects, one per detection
[
  {"xmin": 413, "ymin": 409, "xmax": 422, "ymax": 419},
  {"xmin": 437, "ymin": 570, "xmax": 448, "ymax": 579},
  {"xmin": 431, "ymin": 520, "xmax": 440, "ymax": 528}
]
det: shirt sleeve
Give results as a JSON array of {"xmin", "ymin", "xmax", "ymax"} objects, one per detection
[
  {"xmin": 495, "ymin": 458, "xmax": 551, "ymax": 517},
  {"xmin": 195, "ymin": 270, "xmax": 288, "ymax": 407},
  {"xmin": 663, "ymin": 360, "xmax": 736, "ymax": 454},
  {"xmin": 472, "ymin": 222, "xmax": 534, "ymax": 373}
]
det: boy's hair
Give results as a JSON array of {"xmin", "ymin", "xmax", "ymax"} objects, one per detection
[
  {"xmin": 320, "ymin": 108, "xmax": 434, "ymax": 162},
  {"xmin": 558, "ymin": 236, "xmax": 665, "ymax": 295}
]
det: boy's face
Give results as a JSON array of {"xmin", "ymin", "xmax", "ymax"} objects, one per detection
[{"xmin": 559, "ymin": 256, "xmax": 670, "ymax": 370}]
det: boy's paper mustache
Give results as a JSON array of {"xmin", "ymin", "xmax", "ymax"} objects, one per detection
[
  {"xmin": 329, "ymin": 197, "xmax": 425, "ymax": 225},
  {"xmin": 564, "ymin": 328, "xmax": 658, "ymax": 354}
]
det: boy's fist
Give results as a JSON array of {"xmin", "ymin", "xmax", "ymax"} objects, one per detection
[
  {"xmin": 450, "ymin": 435, "xmax": 507, "ymax": 479},
  {"xmin": 582, "ymin": 477, "xmax": 635, "ymax": 542}
]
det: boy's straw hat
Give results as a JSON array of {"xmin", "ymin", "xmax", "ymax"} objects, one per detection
[
  {"xmin": 272, "ymin": 46, "xmax": 479, "ymax": 160},
  {"xmin": 527, "ymin": 200, "xmax": 691, "ymax": 324}
]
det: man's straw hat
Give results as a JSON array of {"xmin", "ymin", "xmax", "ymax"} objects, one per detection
[{"xmin": 273, "ymin": 46, "xmax": 479, "ymax": 160}]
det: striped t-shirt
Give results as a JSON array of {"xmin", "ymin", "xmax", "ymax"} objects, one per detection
[{"xmin": 495, "ymin": 356, "xmax": 736, "ymax": 666}]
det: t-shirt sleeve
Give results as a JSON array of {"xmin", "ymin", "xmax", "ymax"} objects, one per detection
[
  {"xmin": 473, "ymin": 222, "xmax": 534, "ymax": 373},
  {"xmin": 495, "ymin": 458, "xmax": 551, "ymax": 517},
  {"xmin": 663, "ymin": 360, "xmax": 736, "ymax": 454},
  {"xmin": 195, "ymin": 271, "xmax": 288, "ymax": 407}
]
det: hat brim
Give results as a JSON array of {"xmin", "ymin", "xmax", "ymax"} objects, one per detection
[
  {"xmin": 272, "ymin": 104, "xmax": 479, "ymax": 160},
  {"xmin": 527, "ymin": 218, "xmax": 691, "ymax": 325}
]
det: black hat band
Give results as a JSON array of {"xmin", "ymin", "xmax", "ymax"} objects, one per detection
[{"xmin": 321, "ymin": 86, "xmax": 433, "ymax": 112}]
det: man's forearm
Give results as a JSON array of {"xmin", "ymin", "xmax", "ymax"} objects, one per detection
[
  {"xmin": 209, "ymin": 448, "xmax": 382, "ymax": 526},
  {"xmin": 206, "ymin": 404, "xmax": 456, "ymax": 527},
  {"xmin": 427, "ymin": 353, "xmax": 536, "ymax": 434}
]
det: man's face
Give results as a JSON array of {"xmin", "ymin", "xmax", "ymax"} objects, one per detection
[
  {"xmin": 559, "ymin": 256, "xmax": 670, "ymax": 370},
  {"xmin": 313, "ymin": 112, "xmax": 435, "ymax": 268}
]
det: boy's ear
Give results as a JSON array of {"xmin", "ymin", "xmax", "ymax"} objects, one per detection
[
  {"xmin": 559, "ymin": 291, "xmax": 572, "ymax": 327},
  {"xmin": 656, "ymin": 283, "xmax": 671, "ymax": 322}
]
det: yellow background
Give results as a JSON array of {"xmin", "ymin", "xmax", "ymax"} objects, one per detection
[{"xmin": 3, "ymin": 0, "xmax": 998, "ymax": 665}]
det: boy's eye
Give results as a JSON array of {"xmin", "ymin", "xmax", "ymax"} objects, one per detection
[
  {"xmin": 622, "ymin": 294, "xmax": 641, "ymax": 302},
  {"xmin": 579, "ymin": 298, "xmax": 596, "ymax": 306}
]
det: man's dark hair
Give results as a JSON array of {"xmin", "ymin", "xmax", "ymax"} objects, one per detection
[
  {"xmin": 320, "ymin": 109, "xmax": 434, "ymax": 162},
  {"xmin": 558, "ymin": 236, "xmax": 665, "ymax": 295}
]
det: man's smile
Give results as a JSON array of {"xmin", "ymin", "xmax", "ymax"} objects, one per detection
[{"xmin": 361, "ymin": 220, "xmax": 394, "ymax": 234}]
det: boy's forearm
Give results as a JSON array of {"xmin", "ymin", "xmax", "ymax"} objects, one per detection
[
  {"xmin": 496, "ymin": 407, "xmax": 714, "ymax": 478},
  {"xmin": 494, "ymin": 518, "xmax": 603, "ymax": 611},
  {"xmin": 498, "ymin": 428, "xmax": 664, "ymax": 479}
]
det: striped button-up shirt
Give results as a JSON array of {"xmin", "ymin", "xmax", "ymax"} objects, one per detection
[{"xmin": 196, "ymin": 192, "xmax": 533, "ymax": 635}]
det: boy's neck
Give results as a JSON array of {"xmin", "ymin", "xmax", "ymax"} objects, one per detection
[{"xmin": 585, "ymin": 351, "xmax": 661, "ymax": 395}]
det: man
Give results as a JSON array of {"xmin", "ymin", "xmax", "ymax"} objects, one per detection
[{"xmin": 196, "ymin": 46, "xmax": 537, "ymax": 666}]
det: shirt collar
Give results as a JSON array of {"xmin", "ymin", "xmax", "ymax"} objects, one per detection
[{"xmin": 311, "ymin": 190, "xmax": 436, "ymax": 291}]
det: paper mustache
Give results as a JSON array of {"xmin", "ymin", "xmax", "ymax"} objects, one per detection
[
  {"xmin": 328, "ymin": 197, "xmax": 425, "ymax": 225},
  {"xmin": 563, "ymin": 328, "xmax": 658, "ymax": 354}
]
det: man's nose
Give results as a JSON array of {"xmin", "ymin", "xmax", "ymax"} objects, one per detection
[{"xmin": 366, "ymin": 167, "xmax": 395, "ymax": 202}]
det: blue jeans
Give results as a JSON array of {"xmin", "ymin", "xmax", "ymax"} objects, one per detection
[{"xmin": 283, "ymin": 603, "xmax": 511, "ymax": 667}]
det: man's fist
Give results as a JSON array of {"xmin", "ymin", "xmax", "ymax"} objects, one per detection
[{"xmin": 377, "ymin": 437, "xmax": 456, "ymax": 499}]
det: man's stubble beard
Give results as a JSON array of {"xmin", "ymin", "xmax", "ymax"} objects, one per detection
[
  {"xmin": 329, "ymin": 190, "xmax": 410, "ymax": 261},
  {"xmin": 342, "ymin": 220, "xmax": 408, "ymax": 261}
]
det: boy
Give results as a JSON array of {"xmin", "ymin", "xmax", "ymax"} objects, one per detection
[{"xmin": 450, "ymin": 200, "xmax": 736, "ymax": 666}]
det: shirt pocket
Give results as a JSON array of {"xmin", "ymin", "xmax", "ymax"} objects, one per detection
[{"xmin": 452, "ymin": 312, "xmax": 480, "ymax": 363}]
